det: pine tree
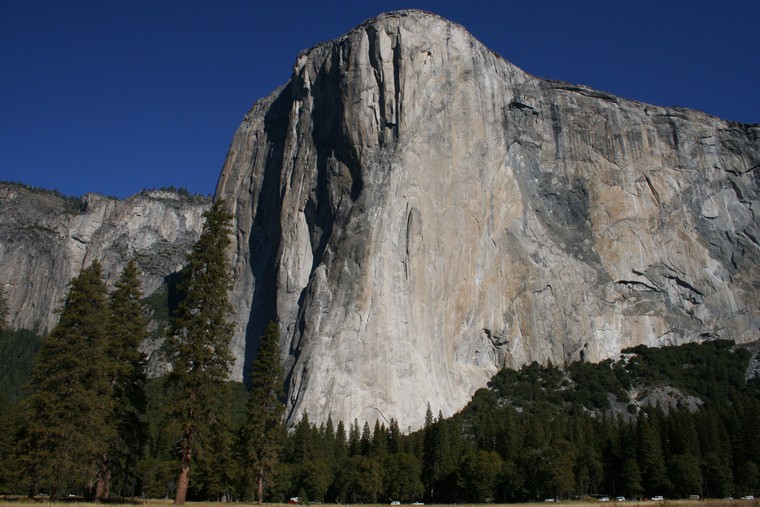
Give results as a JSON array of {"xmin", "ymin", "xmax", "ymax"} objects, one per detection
[
  {"xmin": 668, "ymin": 453, "xmax": 702, "ymax": 497},
  {"xmin": 18, "ymin": 261, "xmax": 112, "ymax": 500},
  {"xmin": 348, "ymin": 419, "xmax": 361, "ymax": 456},
  {"xmin": 458, "ymin": 449, "xmax": 503, "ymax": 502},
  {"xmin": 323, "ymin": 416, "xmax": 337, "ymax": 460},
  {"xmin": 102, "ymin": 260, "xmax": 148, "ymax": 498},
  {"xmin": 194, "ymin": 389, "xmax": 236, "ymax": 501},
  {"xmin": 636, "ymin": 409, "xmax": 671, "ymax": 495},
  {"xmin": 291, "ymin": 413, "xmax": 314, "ymax": 463},
  {"xmin": 165, "ymin": 200, "xmax": 235, "ymax": 505},
  {"xmin": 371, "ymin": 420, "xmax": 388, "ymax": 457},
  {"xmin": 335, "ymin": 420, "xmax": 348, "ymax": 460},
  {"xmin": 621, "ymin": 458, "xmax": 644, "ymax": 497},
  {"xmin": 360, "ymin": 421, "xmax": 372, "ymax": 456},
  {"xmin": 243, "ymin": 321, "xmax": 285, "ymax": 503},
  {"xmin": 383, "ymin": 451, "xmax": 424, "ymax": 502},
  {"xmin": 547, "ymin": 439, "xmax": 576, "ymax": 499},
  {"xmin": 697, "ymin": 406, "xmax": 734, "ymax": 497},
  {"xmin": 388, "ymin": 418, "xmax": 401, "ymax": 454},
  {"xmin": 422, "ymin": 404, "xmax": 436, "ymax": 498}
]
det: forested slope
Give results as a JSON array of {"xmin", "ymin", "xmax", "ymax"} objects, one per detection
[{"xmin": 1, "ymin": 334, "xmax": 758, "ymax": 501}]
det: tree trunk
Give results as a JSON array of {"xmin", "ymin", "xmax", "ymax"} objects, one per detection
[
  {"xmin": 95, "ymin": 452, "xmax": 111, "ymax": 502},
  {"xmin": 175, "ymin": 446, "xmax": 192, "ymax": 505}
]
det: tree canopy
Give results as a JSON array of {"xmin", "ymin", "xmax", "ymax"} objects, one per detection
[
  {"xmin": 18, "ymin": 261, "xmax": 113, "ymax": 499},
  {"xmin": 165, "ymin": 199, "xmax": 235, "ymax": 505},
  {"xmin": 243, "ymin": 321, "xmax": 286, "ymax": 503},
  {"xmin": 103, "ymin": 259, "xmax": 149, "ymax": 498}
]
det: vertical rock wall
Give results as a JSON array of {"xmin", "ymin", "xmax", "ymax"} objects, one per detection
[{"xmin": 216, "ymin": 10, "xmax": 759, "ymax": 430}]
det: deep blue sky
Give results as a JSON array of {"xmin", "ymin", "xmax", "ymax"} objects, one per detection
[{"xmin": 2, "ymin": 1, "xmax": 758, "ymax": 199}]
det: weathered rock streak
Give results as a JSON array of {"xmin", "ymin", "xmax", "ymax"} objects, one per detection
[{"xmin": 216, "ymin": 10, "xmax": 760, "ymax": 430}]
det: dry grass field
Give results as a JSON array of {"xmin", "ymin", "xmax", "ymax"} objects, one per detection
[{"xmin": 1, "ymin": 499, "xmax": 758, "ymax": 507}]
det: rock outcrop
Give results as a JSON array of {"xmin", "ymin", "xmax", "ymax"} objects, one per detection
[
  {"xmin": 0, "ymin": 184, "xmax": 209, "ymax": 340},
  {"xmin": 216, "ymin": 10, "xmax": 760, "ymax": 430}
]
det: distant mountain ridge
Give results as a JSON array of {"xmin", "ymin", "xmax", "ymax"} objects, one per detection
[{"xmin": 0, "ymin": 182, "xmax": 210, "ymax": 370}]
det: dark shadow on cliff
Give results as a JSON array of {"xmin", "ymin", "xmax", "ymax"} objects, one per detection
[
  {"xmin": 242, "ymin": 83, "xmax": 291, "ymax": 384},
  {"xmin": 303, "ymin": 47, "xmax": 364, "ymax": 277},
  {"xmin": 164, "ymin": 270, "xmax": 184, "ymax": 317},
  {"xmin": 279, "ymin": 47, "xmax": 367, "ymax": 412}
]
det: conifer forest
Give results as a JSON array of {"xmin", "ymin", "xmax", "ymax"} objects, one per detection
[{"xmin": 0, "ymin": 202, "xmax": 759, "ymax": 503}]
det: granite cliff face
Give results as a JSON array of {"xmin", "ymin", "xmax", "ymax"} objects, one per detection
[
  {"xmin": 216, "ymin": 10, "xmax": 760, "ymax": 430},
  {"xmin": 0, "ymin": 184, "xmax": 209, "ymax": 357}
]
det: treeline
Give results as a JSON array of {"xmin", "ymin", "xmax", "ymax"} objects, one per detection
[
  {"xmin": 2, "ymin": 222, "xmax": 760, "ymax": 502},
  {"xmin": 245, "ymin": 394, "xmax": 760, "ymax": 503},
  {"xmin": 0, "ymin": 180, "xmax": 83, "ymax": 212},
  {"xmin": 134, "ymin": 341, "xmax": 760, "ymax": 502},
  {"xmin": 0, "ymin": 180, "xmax": 211, "ymax": 205},
  {"xmin": 141, "ymin": 186, "xmax": 211, "ymax": 203},
  {"xmin": 3, "ymin": 326, "xmax": 760, "ymax": 503},
  {"xmin": 434, "ymin": 346, "xmax": 760, "ymax": 502}
]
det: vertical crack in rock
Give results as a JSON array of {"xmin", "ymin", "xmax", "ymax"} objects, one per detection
[
  {"xmin": 365, "ymin": 23, "xmax": 402, "ymax": 143},
  {"xmin": 405, "ymin": 207, "xmax": 422, "ymax": 260}
]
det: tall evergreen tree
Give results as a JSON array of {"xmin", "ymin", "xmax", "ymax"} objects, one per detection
[
  {"xmin": 697, "ymin": 406, "xmax": 734, "ymax": 497},
  {"xmin": 388, "ymin": 418, "xmax": 401, "ymax": 454},
  {"xmin": 621, "ymin": 457, "xmax": 644, "ymax": 497},
  {"xmin": 18, "ymin": 261, "xmax": 112, "ymax": 500},
  {"xmin": 383, "ymin": 452, "xmax": 424, "ymax": 502},
  {"xmin": 372, "ymin": 420, "xmax": 388, "ymax": 457},
  {"xmin": 547, "ymin": 439, "xmax": 576, "ymax": 499},
  {"xmin": 636, "ymin": 409, "xmax": 671, "ymax": 495},
  {"xmin": 423, "ymin": 407, "xmax": 454, "ymax": 501},
  {"xmin": 291, "ymin": 413, "xmax": 315, "ymax": 463},
  {"xmin": 165, "ymin": 200, "xmax": 235, "ymax": 505},
  {"xmin": 668, "ymin": 453, "xmax": 702, "ymax": 497},
  {"xmin": 335, "ymin": 420, "xmax": 348, "ymax": 461},
  {"xmin": 360, "ymin": 421, "xmax": 372, "ymax": 456},
  {"xmin": 243, "ymin": 321, "xmax": 285, "ymax": 503},
  {"xmin": 193, "ymin": 388, "xmax": 236, "ymax": 501},
  {"xmin": 348, "ymin": 419, "xmax": 361, "ymax": 456},
  {"xmin": 458, "ymin": 449, "xmax": 503, "ymax": 502},
  {"xmin": 322, "ymin": 416, "xmax": 337, "ymax": 461},
  {"xmin": 422, "ymin": 403, "xmax": 435, "ymax": 497},
  {"xmin": 101, "ymin": 259, "xmax": 148, "ymax": 499}
]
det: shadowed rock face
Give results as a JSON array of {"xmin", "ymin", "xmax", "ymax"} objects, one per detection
[{"xmin": 217, "ymin": 10, "xmax": 759, "ymax": 430}]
